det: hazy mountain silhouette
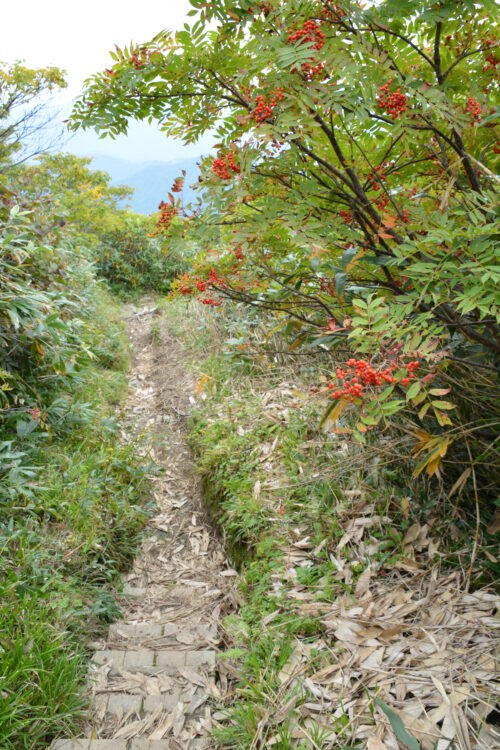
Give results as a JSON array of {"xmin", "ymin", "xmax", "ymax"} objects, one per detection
[{"xmin": 88, "ymin": 155, "xmax": 202, "ymax": 214}]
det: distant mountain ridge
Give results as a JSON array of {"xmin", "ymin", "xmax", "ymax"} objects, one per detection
[{"xmin": 87, "ymin": 154, "xmax": 202, "ymax": 214}]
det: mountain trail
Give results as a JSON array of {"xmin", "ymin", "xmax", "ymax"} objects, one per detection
[{"xmin": 51, "ymin": 301, "xmax": 234, "ymax": 750}]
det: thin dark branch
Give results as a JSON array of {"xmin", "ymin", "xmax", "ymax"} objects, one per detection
[{"xmin": 434, "ymin": 22, "xmax": 443, "ymax": 84}]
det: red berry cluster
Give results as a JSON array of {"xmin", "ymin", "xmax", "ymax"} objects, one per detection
[
  {"xmin": 156, "ymin": 201, "xmax": 178, "ymax": 232},
  {"xmin": 176, "ymin": 269, "xmax": 227, "ymax": 304},
  {"xmin": 212, "ymin": 153, "xmax": 240, "ymax": 179},
  {"xmin": 253, "ymin": 88, "xmax": 284, "ymax": 123},
  {"xmin": 287, "ymin": 20, "xmax": 325, "ymax": 51},
  {"xmin": 481, "ymin": 33, "xmax": 499, "ymax": 71},
  {"xmin": 443, "ymin": 35, "xmax": 468, "ymax": 57},
  {"xmin": 208, "ymin": 268, "xmax": 227, "ymax": 289},
  {"xmin": 483, "ymin": 34, "xmax": 498, "ymax": 47},
  {"xmin": 375, "ymin": 193, "xmax": 389, "ymax": 211},
  {"xmin": 328, "ymin": 358, "xmax": 419, "ymax": 402},
  {"xmin": 288, "ymin": 20, "xmax": 326, "ymax": 79},
  {"xmin": 482, "ymin": 53, "xmax": 498, "ymax": 73},
  {"xmin": 300, "ymin": 60, "xmax": 325, "ymax": 80},
  {"xmin": 368, "ymin": 162, "xmax": 390, "ymax": 190},
  {"xmin": 368, "ymin": 163, "xmax": 391, "ymax": 210},
  {"xmin": 248, "ymin": 3, "xmax": 271, "ymax": 16},
  {"xmin": 272, "ymin": 88, "xmax": 285, "ymax": 104},
  {"xmin": 201, "ymin": 296, "xmax": 222, "ymax": 307},
  {"xmin": 228, "ymin": 153, "xmax": 240, "ymax": 173},
  {"xmin": 178, "ymin": 281, "xmax": 193, "ymax": 296},
  {"xmin": 240, "ymin": 85, "xmax": 255, "ymax": 102},
  {"xmin": 254, "ymin": 95, "xmax": 273, "ymax": 122},
  {"xmin": 378, "ymin": 80, "xmax": 407, "ymax": 120},
  {"xmin": 339, "ymin": 209, "xmax": 352, "ymax": 224},
  {"xmin": 400, "ymin": 360, "xmax": 420, "ymax": 386},
  {"xmin": 234, "ymin": 246, "xmax": 245, "ymax": 260},
  {"xmin": 466, "ymin": 96, "xmax": 481, "ymax": 123}
]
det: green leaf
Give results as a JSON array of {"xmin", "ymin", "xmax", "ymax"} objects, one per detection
[
  {"xmin": 360, "ymin": 413, "xmax": 382, "ymax": 426},
  {"xmin": 378, "ymin": 385, "xmax": 395, "ymax": 402},
  {"xmin": 406, "ymin": 381, "xmax": 421, "ymax": 400},
  {"xmin": 431, "ymin": 400, "xmax": 456, "ymax": 410},
  {"xmin": 335, "ymin": 272, "xmax": 347, "ymax": 295},
  {"xmin": 381, "ymin": 399, "xmax": 405, "ymax": 415},
  {"xmin": 373, "ymin": 697, "xmax": 421, "ymax": 750},
  {"xmin": 418, "ymin": 402, "xmax": 430, "ymax": 420},
  {"xmin": 16, "ymin": 419, "xmax": 37, "ymax": 438}
]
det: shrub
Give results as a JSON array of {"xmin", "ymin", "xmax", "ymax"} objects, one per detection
[
  {"xmin": 71, "ymin": 0, "xmax": 500, "ymax": 504},
  {"xmin": 0, "ymin": 186, "xmax": 151, "ymax": 749},
  {"xmin": 99, "ymin": 214, "xmax": 188, "ymax": 294}
]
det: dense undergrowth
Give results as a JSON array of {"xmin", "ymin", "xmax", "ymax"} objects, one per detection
[
  {"xmin": 0, "ymin": 211, "xmax": 152, "ymax": 746},
  {"xmin": 164, "ymin": 297, "xmax": 499, "ymax": 749},
  {"xmin": 0, "ymin": 82, "xmax": 159, "ymax": 743},
  {"xmin": 14, "ymin": 152, "xmax": 188, "ymax": 297}
]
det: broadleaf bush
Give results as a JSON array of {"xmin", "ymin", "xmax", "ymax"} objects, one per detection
[{"xmin": 71, "ymin": 0, "xmax": 500, "ymax": 506}]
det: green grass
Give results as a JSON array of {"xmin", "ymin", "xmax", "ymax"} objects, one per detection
[
  {"xmin": 0, "ymin": 290, "xmax": 152, "ymax": 749},
  {"xmin": 0, "ymin": 595, "xmax": 86, "ymax": 747}
]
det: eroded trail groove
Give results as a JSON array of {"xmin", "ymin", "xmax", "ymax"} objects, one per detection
[{"xmin": 52, "ymin": 303, "xmax": 234, "ymax": 750}]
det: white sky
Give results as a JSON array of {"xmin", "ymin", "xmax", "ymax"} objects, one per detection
[{"xmin": 0, "ymin": 0, "xmax": 214, "ymax": 162}]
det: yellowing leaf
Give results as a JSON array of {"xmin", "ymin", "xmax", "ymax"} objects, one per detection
[
  {"xmin": 196, "ymin": 373, "xmax": 210, "ymax": 395},
  {"xmin": 346, "ymin": 249, "xmax": 365, "ymax": 272},
  {"xmin": 288, "ymin": 333, "xmax": 308, "ymax": 352},
  {"xmin": 320, "ymin": 398, "xmax": 348, "ymax": 431},
  {"xmin": 425, "ymin": 453, "xmax": 443, "ymax": 478},
  {"xmin": 401, "ymin": 496, "xmax": 410, "ymax": 518},
  {"xmin": 413, "ymin": 436, "xmax": 451, "ymax": 478},
  {"xmin": 434, "ymin": 409, "xmax": 453, "ymax": 427},
  {"xmin": 265, "ymin": 319, "xmax": 288, "ymax": 339}
]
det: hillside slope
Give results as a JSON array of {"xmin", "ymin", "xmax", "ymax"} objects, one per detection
[{"xmin": 88, "ymin": 155, "xmax": 201, "ymax": 214}]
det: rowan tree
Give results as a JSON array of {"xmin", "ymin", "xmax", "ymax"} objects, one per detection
[{"xmin": 71, "ymin": 0, "xmax": 499, "ymax": 482}]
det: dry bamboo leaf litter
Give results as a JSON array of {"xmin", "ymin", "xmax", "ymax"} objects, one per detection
[
  {"xmin": 52, "ymin": 304, "xmax": 499, "ymax": 750},
  {"xmin": 199, "ymin": 366, "xmax": 499, "ymax": 749},
  {"xmin": 52, "ymin": 304, "xmax": 234, "ymax": 749}
]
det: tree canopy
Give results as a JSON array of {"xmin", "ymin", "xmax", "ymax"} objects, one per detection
[
  {"xmin": 71, "ymin": 0, "xmax": 499, "ymax": 482},
  {"xmin": 0, "ymin": 61, "xmax": 66, "ymax": 169}
]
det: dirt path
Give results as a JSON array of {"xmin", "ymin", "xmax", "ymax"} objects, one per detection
[{"xmin": 52, "ymin": 302, "xmax": 234, "ymax": 750}]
